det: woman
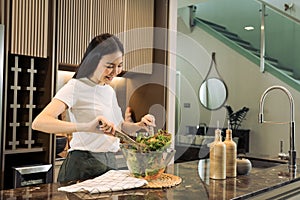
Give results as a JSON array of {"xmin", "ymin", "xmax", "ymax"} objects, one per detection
[{"xmin": 32, "ymin": 33, "xmax": 155, "ymax": 183}]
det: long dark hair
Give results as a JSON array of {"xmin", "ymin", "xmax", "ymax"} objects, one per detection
[{"xmin": 73, "ymin": 33, "xmax": 124, "ymax": 78}]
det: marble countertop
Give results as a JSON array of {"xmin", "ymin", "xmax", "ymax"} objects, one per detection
[{"xmin": 1, "ymin": 158, "xmax": 300, "ymax": 200}]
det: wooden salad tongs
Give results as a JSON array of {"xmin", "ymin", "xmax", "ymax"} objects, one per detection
[{"xmin": 99, "ymin": 121, "xmax": 145, "ymax": 151}]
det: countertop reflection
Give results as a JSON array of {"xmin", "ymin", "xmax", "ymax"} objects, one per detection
[{"xmin": 1, "ymin": 159, "xmax": 300, "ymax": 200}]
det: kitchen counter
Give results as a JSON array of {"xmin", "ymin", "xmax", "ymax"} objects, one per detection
[{"xmin": 1, "ymin": 159, "xmax": 300, "ymax": 200}]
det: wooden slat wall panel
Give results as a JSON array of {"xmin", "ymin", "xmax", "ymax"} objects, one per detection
[
  {"xmin": 91, "ymin": 0, "xmax": 125, "ymax": 36},
  {"xmin": 57, "ymin": 0, "xmax": 154, "ymax": 74},
  {"xmin": 57, "ymin": 0, "xmax": 92, "ymax": 65},
  {"xmin": 124, "ymin": 0, "xmax": 154, "ymax": 74},
  {"xmin": 57, "ymin": 0, "xmax": 125, "ymax": 66},
  {"xmin": 91, "ymin": 0, "xmax": 125, "ymax": 48},
  {"xmin": 11, "ymin": 0, "xmax": 48, "ymax": 58}
]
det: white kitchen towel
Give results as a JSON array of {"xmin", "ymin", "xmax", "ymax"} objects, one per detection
[{"xmin": 58, "ymin": 170, "xmax": 148, "ymax": 194}]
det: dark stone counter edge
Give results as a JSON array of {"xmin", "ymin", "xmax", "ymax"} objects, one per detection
[{"xmin": 232, "ymin": 177, "xmax": 300, "ymax": 200}]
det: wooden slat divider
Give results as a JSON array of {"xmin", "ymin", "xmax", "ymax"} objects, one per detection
[
  {"xmin": 11, "ymin": 0, "xmax": 49, "ymax": 58},
  {"xmin": 24, "ymin": 0, "xmax": 28, "ymax": 56},
  {"xmin": 57, "ymin": 0, "xmax": 153, "ymax": 74},
  {"xmin": 124, "ymin": 0, "xmax": 154, "ymax": 74},
  {"xmin": 28, "ymin": 0, "xmax": 32, "ymax": 56}
]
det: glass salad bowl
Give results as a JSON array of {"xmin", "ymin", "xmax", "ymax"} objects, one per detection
[{"xmin": 120, "ymin": 144, "xmax": 176, "ymax": 180}]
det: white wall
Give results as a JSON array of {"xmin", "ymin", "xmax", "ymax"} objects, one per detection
[{"xmin": 176, "ymin": 17, "xmax": 300, "ymax": 156}]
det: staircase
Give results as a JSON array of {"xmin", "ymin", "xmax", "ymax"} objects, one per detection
[{"xmin": 196, "ymin": 17, "xmax": 295, "ymax": 78}]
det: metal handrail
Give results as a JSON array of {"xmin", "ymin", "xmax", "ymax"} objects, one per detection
[
  {"xmin": 258, "ymin": 0, "xmax": 300, "ymax": 72},
  {"xmin": 260, "ymin": 4, "xmax": 265, "ymax": 72},
  {"xmin": 257, "ymin": 0, "xmax": 300, "ymax": 24}
]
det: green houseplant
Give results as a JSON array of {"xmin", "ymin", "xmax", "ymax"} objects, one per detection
[
  {"xmin": 224, "ymin": 105, "xmax": 250, "ymax": 153},
  {"xmin": 225, "ymin": 105, "xmax": 249, "ymax": 130}
]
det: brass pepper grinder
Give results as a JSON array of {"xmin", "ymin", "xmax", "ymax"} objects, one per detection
[
  {"xmin": 210, "ymin": 124, "xmax": 226, "ymax": 180},
  {"xmin": 224, "ymin": 120, "xmax": 237, "ymax": 178}
]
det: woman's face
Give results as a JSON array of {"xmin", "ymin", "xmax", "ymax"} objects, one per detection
[{"xmin": 90, "ymin": 51, "xmax": 123, "ymax": 85}]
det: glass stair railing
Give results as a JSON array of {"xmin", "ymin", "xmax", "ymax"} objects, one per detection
[
  {"xmin": 192, "ymin": 0, "xmax": 300, "ymax": 92},
  {"xmin": 196, "ymin": 17, "xmax": 294, "ymax": 77}
]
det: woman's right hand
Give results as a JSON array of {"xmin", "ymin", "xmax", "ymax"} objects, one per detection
[
  {"xmin": 76, "ymin": 116, "xmax": 115, "ymax": 136},
  {"xmin": 97, "ymin": 117, "xmax": 116, "ymax": 135}
]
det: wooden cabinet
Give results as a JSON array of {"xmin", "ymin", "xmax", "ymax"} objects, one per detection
[
  {"xmin": 1, "ymin": 0, "xmax": 55, "ymax": 190},
  {"xmin": 10, "ymin": 0, "xmax": 49, "ymax": 58},
  {"xmin": 57, "ymin": 0, "xmax": 154, "ymax": 74},
  {"xmin": 1, "ymin": 54, "xmax": 55, "ymax": 189},
  {"xmin": 9, "ymin": 0, "xmax": 155, "ymax": 73}
]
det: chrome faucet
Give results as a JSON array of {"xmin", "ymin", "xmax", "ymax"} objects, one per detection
[{"xmin": 259, "ymin": 85, "xmax": 297, "ymax": 174}]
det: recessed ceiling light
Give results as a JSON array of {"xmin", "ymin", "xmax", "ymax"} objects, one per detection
[{"xmin": 244, "ymin": 26, "xmax": 254, "ymax": 31}]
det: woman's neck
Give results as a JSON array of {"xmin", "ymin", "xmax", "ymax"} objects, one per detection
[
  {"xmin": 87, "ymin": 77, "xmax": 105, "ymax": 85},
  {"xmin": 78, "ymin": 77, "xmax": 105, "ymax": 87}
]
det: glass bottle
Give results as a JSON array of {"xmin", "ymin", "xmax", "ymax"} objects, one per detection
[
  {"xmin": 224, "ymin": 122, "xmax": 237, "ymax": 178},
  {"xmin": 210, "ymin": 128, "xmax": 226, "ymax": 179}
]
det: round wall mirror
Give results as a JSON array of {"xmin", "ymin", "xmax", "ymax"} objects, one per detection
[{"xmin": 199, "ymin": 77, "xmax": 228, "ymax": 110}]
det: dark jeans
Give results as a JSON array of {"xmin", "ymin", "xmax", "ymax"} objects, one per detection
[{"xmin": 57, "ymin": 150, "xmax": 117, "ymax": 183}]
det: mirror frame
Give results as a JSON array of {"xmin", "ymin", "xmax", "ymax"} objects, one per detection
[{"xmin": 199, "ymin": 77, "xmax": 228, "ymax": 110}]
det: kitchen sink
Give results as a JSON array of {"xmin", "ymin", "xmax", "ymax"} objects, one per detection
[
  {"xmin": 249, "ymin": 180, "xmax": 300, "ymax": 199},
  {"xmin": 239, "ymin": 155, "xmax": 288, "ymax": 168},
  {"xmin": 250, "ymin": 159, "xmax": 287, "ymax": 169}
]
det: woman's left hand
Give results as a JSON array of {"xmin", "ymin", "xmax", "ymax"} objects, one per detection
[{"xmin": 138, "ymin": 114, "xmax": 156, "ymax": 131}]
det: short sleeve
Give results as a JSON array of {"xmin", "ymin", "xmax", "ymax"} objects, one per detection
[{"xmin": 54, "ymin": 79, "xmax": 76, "ymax": 108}]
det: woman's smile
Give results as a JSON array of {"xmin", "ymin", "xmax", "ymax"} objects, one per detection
[{"xmin": 90, "ymin": 51, "xmax": 123, "ymax": 85}]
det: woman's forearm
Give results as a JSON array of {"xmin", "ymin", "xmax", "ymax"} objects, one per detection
[
  {"xmin": 32, "ymin": 98, "xmax": 79, "ymax": 134},
  {"xmin": 32, "ymin": 114, "xmax": 77, "ymax": 134}
]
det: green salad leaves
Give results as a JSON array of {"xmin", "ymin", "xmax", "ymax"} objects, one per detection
[{"xmin": 136, "ymin": 129, "xmax": 172, "ymax": 152}]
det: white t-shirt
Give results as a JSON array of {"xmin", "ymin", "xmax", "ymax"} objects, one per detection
[{"xmin": 54, "ymin": 78, "xmax": 124, "ymax": 152}]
